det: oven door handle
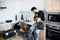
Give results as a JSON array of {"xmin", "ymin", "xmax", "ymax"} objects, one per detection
[{"xmin": 47, "ymin": 28, "xmax": 60, "ymax": 33}]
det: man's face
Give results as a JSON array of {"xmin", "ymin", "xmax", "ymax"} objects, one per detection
[{"xmin": 32, "ymin": 9, "xmax": 38, "ymax": 14}]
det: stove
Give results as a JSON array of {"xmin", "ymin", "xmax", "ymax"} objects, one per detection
[
  {"xmin": 46, "ymin": 21, "xmax": 60, "ymax": 30},
  {"xmin": 46, "ymin": 22, "xmax": 60, "ymax": 40}
]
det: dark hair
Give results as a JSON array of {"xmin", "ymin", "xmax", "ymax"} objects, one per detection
[{"xmin": 31, "ymin": 7, "xmax": 37, "ymax": 11}]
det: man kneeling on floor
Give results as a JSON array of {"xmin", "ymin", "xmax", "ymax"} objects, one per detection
[{"xmin": 28, "ymin": 16, "xmax": 44, "ymax": 40}]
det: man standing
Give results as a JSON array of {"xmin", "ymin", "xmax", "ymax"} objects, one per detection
[
  {"xmin": 28, "ymin": 16, "xmax": 44, "ymax": 40},
  {"xmin": 30, "ymin": 7, "xmax": 45, "ymax": 40},
  {"xmin": 34, "ymin": 16, "xmax": 44, "ymax": 40},
  {"xmin": 31, "ymin": 7, "xmax": 45, "ymax": 21}
]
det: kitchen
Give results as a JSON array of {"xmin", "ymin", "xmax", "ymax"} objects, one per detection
[
  {"xmin": 46, "ymin": 0, "xmax": 60, "ymax": 40},
  {"xmin": 0, "ymin": 0, "xmax": 60, "ymax": 40}
]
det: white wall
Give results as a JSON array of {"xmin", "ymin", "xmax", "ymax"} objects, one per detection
[
  {"xmin": 19, "ymin": 0, "xmax": 46, "ymax": 11},
  {"xmin": 0, "ymin": 0, "xmax": 46, "ymax": 22},
  {"xmin": 18, "ymin": 0, "xmax": 46, "ymax": 21},
  {"xmin": 0, "ymin": 0, "xmax": 20, "ymax": 22}
]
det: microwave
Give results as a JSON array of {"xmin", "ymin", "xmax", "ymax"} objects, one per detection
[{"xmin": 48, "ymin": 14, "xmax": 60, "ymax": 22}]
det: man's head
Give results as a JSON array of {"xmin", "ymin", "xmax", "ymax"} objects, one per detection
[
  {"xmin": 31, "ymin": 7, "xmax": 39, "ymax": 13},
  {"xmin": 34, "ymin": 16, "xmax": 41, "ymax": 22}
]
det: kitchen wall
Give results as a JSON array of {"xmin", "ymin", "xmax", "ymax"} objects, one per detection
[
  {"xmin": 18, "ymin": 0, "xmax": 46, "ymax": 21},
  {"xmin": 0, "ymin": 0, "xmax": 20, "ymax": 22},
  {"xmin": 0, "ymin": 0, "xmax": 46, "ymax": 23}
]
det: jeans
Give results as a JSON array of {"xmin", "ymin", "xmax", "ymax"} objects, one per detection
[
  {"xmin": 34, "ymin": 29, "xmax": 40, "ymax": 40},
  {"xmin": 28, "ymin": 28, "xmax": 40, "ymax": 40},
  {"xmin": 27, "ymin": 23, "xmax": 41, "ymax": 40},
  {"xmin": 28, "ymin": 30, "xmax": 34, "ymax": 40}
]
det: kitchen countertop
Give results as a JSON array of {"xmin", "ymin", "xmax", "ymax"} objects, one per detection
[
  {"xmin": 0, "ymin": 21, "xmax": 19, "ymax": 31},
  {"xmin": 0, "ymin": 20, "xmax": 34, "ymax": 31},
  {"xmin": 0, "ymin": 21, "xmax": 19, "ymax": 25}
]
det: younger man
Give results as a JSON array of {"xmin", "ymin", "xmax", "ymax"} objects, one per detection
[{"xmin": 28, "ymin": 16, "xmax": 44, "ymax": 40}]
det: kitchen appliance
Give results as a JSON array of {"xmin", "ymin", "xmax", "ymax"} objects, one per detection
[
  {"xmin": 21, "ymin": 14, "xmax": 24, "ymax": 20},
  {"xmin": 5, "ymin": 20, "xmax": 12, "ymax": 23},
  {"xmin": 46, "ymin": 24, "xmax": 60, "ymax": 40},
  {"xmin": 0, "ymin": 7, "xmax": 7, "ymax": 9},
  {"xmin": 46, "ymin": 13, "xmax": 60, "ymax": 40},
  {"xmin": 48, "ymin": 14, "xmax": 60, "ymax": 22},
  {"xmin": 15, "ymin": 15, "xmax": 18, "ymax": 21}
]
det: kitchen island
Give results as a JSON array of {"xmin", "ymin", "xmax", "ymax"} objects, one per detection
[{"xmin": 0, "ymin": 20, "xmax": 46, "ymax": 40}]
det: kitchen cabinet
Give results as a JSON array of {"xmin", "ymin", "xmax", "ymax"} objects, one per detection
[
  {"xmin": 46, "ymin": 0, "xmax": 60, "ymax": 12},
  {"xmin": 40, "ymin": 29, "xmax": 46, "ymax": 40},
  {"xmin": 0, "ymin": 21, "xmax": 18, "ymax": 31}
]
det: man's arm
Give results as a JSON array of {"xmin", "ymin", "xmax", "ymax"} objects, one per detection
[{"xmin": 39, "ymin": 11, "xmax": 45, "ymax": 21}]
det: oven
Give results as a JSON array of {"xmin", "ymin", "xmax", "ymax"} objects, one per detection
[
  {"xmin": 46, "ymin": 24, "xmax": 60, "ymax": 40},
  {"xmin": 48, "ymin": 14, "xmax": 60, "ymax": 22}
]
